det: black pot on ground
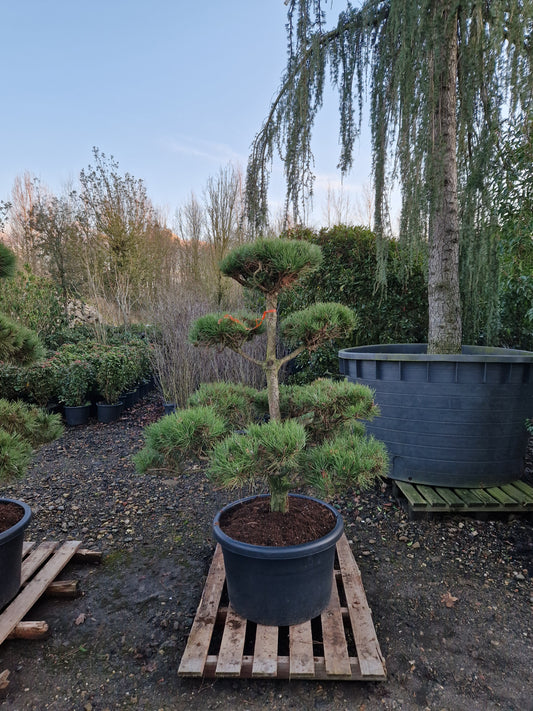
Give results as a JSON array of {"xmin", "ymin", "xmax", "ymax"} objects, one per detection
[
  {"xmin": 213, "ymin": 494, "xmax": 344, "ymax": 626},
  {"xmin": 0, "ymin": 498, "xmax": 32, "ymax": 609},
  {"xmin": 163, "ymin": 402, "xmax": 176, "ymax": 415},
  {"xmin": 96, "ymin": 401, "xmax": 124, "ymax": 424},
  {"xmin": 339, "ymin": 344, "xmax": 533, "ymax": 488},
  {"xmin": 63, "ymin": 403, "xmax": 91, "ymax": 426},
  {"xmin": 121, "ymin": 390, "xmax": 138, "ymax": 409}
]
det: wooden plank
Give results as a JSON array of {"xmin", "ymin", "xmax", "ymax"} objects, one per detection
[
  {"xmin": 468, "ymin": 487, "xmax": 500, "ymax": 505},
  {"xmin": 8, "ymin": 621, "xmax": 49, "ymax": 640},
  {"xmin": 178, "ymin": 545, "xmax": 226, "ymax": 676},
  {"xmin": 394, "ymin": 481, "xmax": 427, "ymax": 508},
  {"xmin": 44, "ymin": 580, "xmax": 80, "ymax": 598},
  {"xmin": 22, "ymin": 542, "xmax": 36, "ymax": 557},
  {"xmin": 435, "ymin": 487, "xmax": 466, "ymax": 508},
  {"xmin": 289, "ymin": 621, "xmax": 315, "ymax": 678},
  {"xmin": 215, "ymin": 605, "xmax": 247, "ymax": 677},
  {"xmin": 453, "ymin": 488, "xmax": 487, "ymax": 506},
  {"xmin": 252, "ymin": 624, "xmax": 278, "ymax": 677},
  {"xmin": 336, "ymin": 535, "xmax": 386, "ymax": 678},
  {"xmin": 320, "ymin": 571, "xmax": 352, "ymax": 677},
  {"xmin": 512, "ymin": 480, "xmax": 533, "ymax": 500},
  {"xmin": 0, "ymin": 541, "xmax": 82, "ymax": 646},
  {"xmin": 21, "ymin": 542, "xmax": 58, "ymax": 584},
  {"xmin": 416, "ymin": 485, "xmax": 447, "ymax": 507},
  {"xmin": 500, "ymin": 483, "xmax": 533, "ymax": 507},
  {"xmin": 485, "ymin": 486, "xmax": 519, "ymax": 507}
]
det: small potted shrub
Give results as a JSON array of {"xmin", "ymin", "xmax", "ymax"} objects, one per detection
[
  {"xmin": 59, "ymin": 359, "xmax": 93, "ymax": 426},
  {"xmin": 95, "ymin": 347, "xmax": 127, "ymax": 423},
  {"xmin": 138, "ymin": 238, "xmax": 388, "ymax": 625}
]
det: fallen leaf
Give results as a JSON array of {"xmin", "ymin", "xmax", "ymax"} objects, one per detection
[
  {"xmin": 441, "ymin": 591, "xmax": 458, "ymax": 608},
  {"xmin": 74, "ymin": 613, "xmax": 87, "ymax": 626}
]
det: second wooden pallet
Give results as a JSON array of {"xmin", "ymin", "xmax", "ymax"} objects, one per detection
[{"xmin": 178, "ymin": 534, "xmax": 386, "ymax": 681}]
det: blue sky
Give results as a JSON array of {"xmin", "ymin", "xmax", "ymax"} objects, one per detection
[{"xmin": 1, "ymin": 1, "xmax": 374, "ymax": 227}]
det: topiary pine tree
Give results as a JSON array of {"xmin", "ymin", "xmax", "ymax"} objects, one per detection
[
  {"xmin": 189, "ymin": 238, "xmax": 357, "ymax": 422},
  {"xmin": 186, "ymin": 237, "xmax": 388, "ymax": 513}
]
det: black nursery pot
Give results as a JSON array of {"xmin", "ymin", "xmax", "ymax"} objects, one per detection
[
  {"xmin": 0, "ymin": 498, "xmax": 32, "ymax": 609},
  {"xmin": 213, "ymin": 494, "xmax": 344, "ymax": 627}
]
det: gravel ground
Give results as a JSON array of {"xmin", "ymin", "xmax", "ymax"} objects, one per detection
[{"xmin": 0, "ymin": 392, "xmax": 532, "ymax": 711}]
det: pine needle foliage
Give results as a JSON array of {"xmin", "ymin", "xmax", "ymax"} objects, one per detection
[
  {"xmin": 0, "ymin": 313, "xmax": 44, "ymax": 365},
  {"xmin": 247, "ymin": 1, "xmax": 533, "ymax": 352},
  {"xmin": 136, "ymin": 236, "xmax": 390, "ymax": 512},
  {"xmin": 133, "ymin": 406, "xmax": 227, "ymax": 475},
  {"xmin": 304, "ymin": 432, "xmax": 389, "ymax": 499},
  {"xmin": 187, "ymin": 382, "xmax": 260, "ymax": 430},
  {"xmin": 188, "ymin": 312, "xmax": 265, "ymax": 352},
  {"xmin": 281, "ymin": 302, "xmax": 357, "ymax": 351},
  {"xmin": 207, "ymin": 420, "xmax": 307, "ymax": 513},
  {"xmin": 277, "ymin": 379, "xmax": 378, "ymax": 443},
  {"xmin": 0, "ymin": 399, "xmax": 63, "ymax": 451},
  {"xmin": 219, "ymin": 238, "xmax": 322, "ymax": 295},
  {"xmin": 0, "ymin": 429, "xmax": 33, "ymax": 482}
]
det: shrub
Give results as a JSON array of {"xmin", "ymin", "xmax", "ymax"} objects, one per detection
[
  {"xmin": 278, "ymin": 225, "xmax": 428, "ymax": 382},
  {"xmin": 0, "ymin": 399, "xmax": 64, "ymax": 447},
  {"xmin": 95, "ymin": 347, "xmax": 129, "ymax": 404},
  {"xmin": 277, "ymin": 379, "xmax": 379, "ymax": 443},
  {"xmin": 0, "ymin": 429, "xmax": 33, "ymax": 481},
  {"xmin": 187, "ymin": 382, "xmax": 260, "ymax": 430},
  {"xmin": 58, "ymin": 360, "xmax": 93, "ymax": 407},
  {"xmin": 0, "ymin": 313, "xmax": 44, "ymax": 365},
  {"xmin": 133, "ymin": 406, "xmax": 227, "ymax": 474},
  {"xmin": 19, "ymin": 357, "xmax": 61, "ymax": 406}
]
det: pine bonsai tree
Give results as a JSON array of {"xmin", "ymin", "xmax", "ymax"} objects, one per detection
[{"xmin": 189, "ymin": 239, "xmax": 387, "ymax": 512}]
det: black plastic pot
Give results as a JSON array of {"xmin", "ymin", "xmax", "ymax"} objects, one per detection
[
  {"xmin": 163, "ymin": 402, "xmax": 176, "ymax": 415},
  {"xmin": 0, "ymin": 498, "xmax": 32, "ymax": 609},
  {"xmin": 96, "ymin": 401, "xmax": 124, "ymax": 424},
  {"xmin": 63, "ymin": 403, "xmax": 91, "ymax": 426},
  {"xmin": 213, "ymin": 494, "xmax": 344, "ymax": 626},
  {"xmin": 339, "ymin": 344, "xmax": 533, "ymax": 487}
]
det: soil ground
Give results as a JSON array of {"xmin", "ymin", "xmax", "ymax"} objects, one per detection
[{"xmin": 1, "ymin": 392, "xmax": 532, "ymax": 711}]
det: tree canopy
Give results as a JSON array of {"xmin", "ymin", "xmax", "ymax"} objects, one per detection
[{"xmin": 247, "ymin": 0, "xmax": 533, "ymax": 352}]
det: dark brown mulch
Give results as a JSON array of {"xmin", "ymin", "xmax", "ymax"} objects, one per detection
[
  {"xmin": 218, "ymin": 496, "xmax": 336, "ymax": 546},
  {"xmin": 0, "ymin": 503, "xmax": 25, "ymax": 534},
  {"xmin": 0, "ymin": 391, "xmax": 532, "ymax": 711}
]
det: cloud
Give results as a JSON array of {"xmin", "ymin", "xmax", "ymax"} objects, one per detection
[{"xmin": 162, "ymin": 136, "xmax": 244, "ymax": 166}]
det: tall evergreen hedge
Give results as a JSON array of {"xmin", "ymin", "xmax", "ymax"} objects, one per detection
[{"xmin": 279, "ymin": 226, "xmax": 428, "ymax": 381}]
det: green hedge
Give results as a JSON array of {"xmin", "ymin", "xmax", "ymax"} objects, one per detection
[{"xmin": 278, "ymin": 225, "xmax": 428, "ymax": 381}]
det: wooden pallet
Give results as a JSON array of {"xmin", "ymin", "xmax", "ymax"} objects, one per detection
[
  {"xmin": 393, "ymin": 479, "xmax": 533, "ymax": 519},
  {"xmin": 178, "ymin": 534, "xmax": 386, "ymax": 681},
  {"xmin": 0, "ymin": 541, "xmax": 101, "ymax": 647}
]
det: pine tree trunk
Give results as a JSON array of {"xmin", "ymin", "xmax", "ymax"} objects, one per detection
[
  {"xmin": 264, "ymin": 293, "xmax": 281, "ymax": 421},
  {"xmin": 427, "ymin": 3, "xmax": 462, "ymax": 354}
]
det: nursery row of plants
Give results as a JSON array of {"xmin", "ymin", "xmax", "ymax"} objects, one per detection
[{"xmin": 0, "ymin": 338, "xmax": 153, "ymax": 409}]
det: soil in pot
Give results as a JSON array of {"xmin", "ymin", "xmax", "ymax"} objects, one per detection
[
  {"xmin": 219, "ymin": 496, "xmax": 336, "ymax": 546},
  {"xmin": 0, "ymin": 501, "xmax": 25, "ymax": 533}
]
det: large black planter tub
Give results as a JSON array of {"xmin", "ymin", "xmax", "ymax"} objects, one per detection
[{"xmin": 338, "ymin": 344, "xmax": 533, "ymax": 488}]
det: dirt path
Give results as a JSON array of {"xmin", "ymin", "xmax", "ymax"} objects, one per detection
[{"xmin": 1, "ymin": 394, "xmax": 532, "ymax": 710}]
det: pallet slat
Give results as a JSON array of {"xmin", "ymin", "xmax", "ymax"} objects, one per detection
[
  {"xmin": 289, "ymin": 622, "xmax": 315, "ymax": 678},
  {"xmin": 434, "ymin": 487, "xmax": 465, "ymax": 508},
  {"xmin": 321, "ymin": 576, "xmax": 351, "ymax": 677},
  {"xmin": 215, "ymin": 606, "xmax": 246, "ymax": 677},
  {"xmin": 252, "ymin": 625, "xmax": 279, "ymax": 677},
  {"xmin": 177, "ymin": 545, "xmax": 225, "ymax": 677},
  {"xmin": 178, "ymin": 534, "xmax": 386, "ymax": 681},
  {"xmin": 336, "ymin": 535, "xmax": 386, "ymax": 678}
]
